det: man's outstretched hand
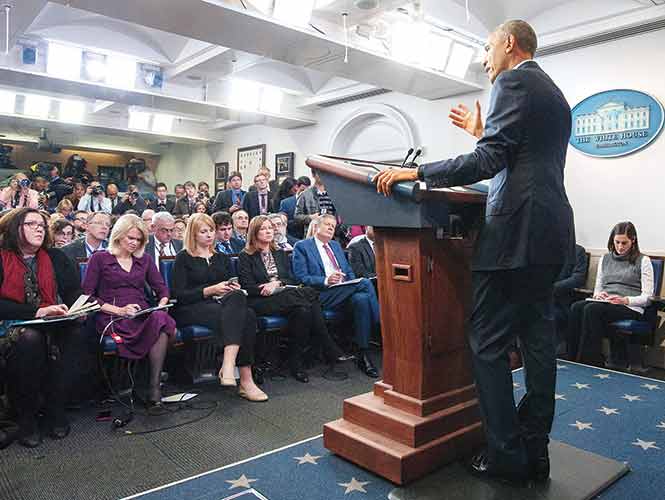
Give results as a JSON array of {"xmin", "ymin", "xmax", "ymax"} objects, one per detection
[
  {"xmin": 374, "ymin": 168, "xmax": 419, "ymax": 196},
  {"xmin": 449, "ymin": 100, "xmax": 484, "ymax": 139}
]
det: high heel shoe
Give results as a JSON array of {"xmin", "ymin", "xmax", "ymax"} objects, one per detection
[{"xmin": 218, "ymin": 366, "xmax": 237, "ymax": 387}]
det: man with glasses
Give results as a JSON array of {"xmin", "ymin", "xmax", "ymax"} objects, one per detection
[
  {"xmin": 71, "ymin": 211, "xmax": 89, "ymax": 239},
  {"xmin": 78, "ymin": 181, "xmax": 112, "ymax": 213},
  {"xmin": 62, "ymin": 212, "xmax": 111, "ymax": 262},
  {"xmin": 145, "ymin": 212, "xmax": 183, "ymax": 269},
  {"xmin": 268, "ymin": 212, "xmax": 298, "ymax": 250}
]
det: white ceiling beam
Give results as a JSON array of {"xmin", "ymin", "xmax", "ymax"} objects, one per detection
[
  {"xmin": 165, "ymin": 45, "xmax": 231, "ymax": 79},
  {"xmin": 92, "ymin": 100, "xmax": 114, "ymax": 113}
]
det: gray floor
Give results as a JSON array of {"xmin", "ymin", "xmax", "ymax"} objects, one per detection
[{"xmin": 0, "ymin": 355, "xmax": 378, "ymax": 500}]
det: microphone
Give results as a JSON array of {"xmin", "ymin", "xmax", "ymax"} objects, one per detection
[
  {"xmin": 405, "ymin": 149, "xmax": 422, "ymax": 168},
  {"xmin": 400, "ymin": 148, "xmax": 414, "ymax": 168}
]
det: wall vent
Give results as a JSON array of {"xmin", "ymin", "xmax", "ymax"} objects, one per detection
[{"xmin": 317, "ymin": 88, "xmax": 392, "ymax": 108}]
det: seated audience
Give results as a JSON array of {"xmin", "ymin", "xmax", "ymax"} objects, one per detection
[
  {"xmin": 113, "ymin": 185, "xmax": 147, "ymax": 216},
  {"xmin": 55, "ymin": 199, "xmax": 74, "ymax": 220},
  {"xmin": 174, "ymin": 183, "xmax": 185, "ymax": 201},
  {"xmin": 553, "ymin": 243, "xmax": 588, "ymax": 353},
  {"xmin": 0, "ymin": 208, "xmax": 82, "ymax": 448},
  {"xmin": 78, "ymin": 181, "xmax": 112, "ymax": 213},
  {"xmin": 212, "ymin": 211, "xmax": 244, "ymax": 254},
  {"xmin": 211, "ymin": 172, "xmax": 245, "ymax": 214},
  {"xmin": 106, "ymin": 183, "xmax": 120, "ymax": 213},
  {"xmin": 62, "ymin": 212, "xmax": 110, "ymax": 261},
  {"xmin": 0, "ymin": 173, "xmax": 39, "ymax": 210},
  {"xmin": 567, "ymin": 222, "xmax": 654, "ymax": 366},
  {"xmin": 142, "ymin": 209, "xmax": 156, "ymax": 234},
  {"xmin": 72, "ymin": 210, "xmax": 88, "ymax": 238},
  {"xmin": 273, "ymin": 177, "xmax": 297, "ymax": 218},
  {"xmin": 173, "ymin": 218, "xmax": 186, "ymax": 240},
  {"xmin": 347, "ymin": 226, "xmax": 376, "ymax": 278},
  {"xmin": 173, "ymin": 181, "xmax": 200, "ymax": 217},
  {"xmin": 242, "ymin": 173, "xmax": 273, "ymax": 218},
  {"xmin": 170, "ymin": 214, "xmax": 266, "ymax": 401},
  {"xmin": 293, "ymin": 214, "xmax": 380, "ymax": 378},
  {"xmin": 232, "ymin": 209, "xmax": 249, "ymax": 243},
  {"xmin": 148, "ymin": 182, "xmax": 175, "ymax": 213},
  {"xmin": 194, "ymin": 202, "xmax": 208, "ymax": 214},
  {"xmin": 82, "ymin": 214, "xmax": 176, "ymax": 405},
  {"xmin": 268, "ymin": 212, "xmax": 298, "ymax": 251},
  {"xmin": 145, "ymin": 212, "xmax": 183, "ymax": 268},
  {"xmin": 50, "ymin": 218, "xmax": 75, "ymax": 248},
  {"xmin": 238, "ymin": 215, "xmax": 344, "ymax": 383}
]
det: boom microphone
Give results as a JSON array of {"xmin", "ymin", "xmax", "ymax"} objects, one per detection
[{"xmin": 400, "ymin": 148, "xmax": 414, "ymax": 167}]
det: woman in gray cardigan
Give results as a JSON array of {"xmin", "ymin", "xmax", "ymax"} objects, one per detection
[{"xmin": 567, "ymin": 221, "xmax": 653, "ymax": 366}]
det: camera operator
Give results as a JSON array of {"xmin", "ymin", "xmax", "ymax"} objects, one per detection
[
  {"xmin": 63, "ymin": 154, "xmax": 93, "ymax": 184},
  {"xmin": 31, "ymin": 176, "xmax": 49, "ymax": 211},
  {"xmin": 148, "ymin": 182, "xmax": 175, "ymax": 213},
  {"xmin": 112, "ymin": 184, "xmax": 146, "ymax": 216},
  {"xmin": 0, "ymin": 173, "xmax": 39, "ymax": 209},
  {"xmin": 78, "ymin": 181, "xmax": 111, "ymax": 213},
  {"xmin": 43, "ymin": 165, "xmax": 74, "ymax": 207}
]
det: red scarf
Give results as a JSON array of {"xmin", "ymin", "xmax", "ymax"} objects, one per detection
[{"xmin": 0, "ymin": 249, "xmax": 57, "ymax": 307}]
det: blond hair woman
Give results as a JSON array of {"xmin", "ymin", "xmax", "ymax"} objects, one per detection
[
  {"xmin": 170, "ymin": 214, "xmax": 267, "ymax": 401},
  {"xmin": 82, "ymin": 214, "xmax": 176, "ymax": 406}
]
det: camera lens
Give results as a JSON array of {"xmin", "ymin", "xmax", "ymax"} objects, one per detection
[{"xmin": 20, "ymin": 179, "xmax": 30, "ymax": 188}]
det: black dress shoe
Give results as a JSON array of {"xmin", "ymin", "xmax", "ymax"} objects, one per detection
[
  {"xmin": 357, "ymin": 353, "xmax": 379, "ymax": 378},
  {"xmin": 292, "ymin": 370, "xmax": 309, "ymax": 383},
  {"xmin": 18, "ymin": 430, "xmax": 42, "ymax": 448},
  {"xmin": 468, "ymin": 450, "xmax": 528, "ymax": 486},
  {"xmin": 48, "ymin": 422, "xmax": 71, "ymax": 440}
]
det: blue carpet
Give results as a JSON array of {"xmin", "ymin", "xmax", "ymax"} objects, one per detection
[{"xmin": 126, "ymin": 360, "xmax": 664, "ymax": 500}]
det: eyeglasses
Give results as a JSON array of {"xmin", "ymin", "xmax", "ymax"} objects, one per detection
[{"xmin": 22, "ymin": 221, "xmax": 47, "ymax": 231}]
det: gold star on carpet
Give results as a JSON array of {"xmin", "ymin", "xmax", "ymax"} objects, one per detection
[
  {"xmin": 338, "ymin": 477, "xmax": 370, "ymax": 494},
  {"xmin": 226, "ymin": 474, "xmax": 257, "ymax": 490},
  {"xmin": 657, "ymin": 422, "xmax": 665, "ymax": 430},
  {"xmin": 556, "ymin": 364, "xmax": 568, "ymax": 369},
  {"xmin": 597, "ymin": 406, "xmax": 619, "ymax": 416},
  {"xmin": 622, "ymin": 394, "xmax": 642, "ymax": 402},
  {"xmin": 293, "ymin": 453, "xmax": 321, "ymax": 465},
  {"xmin": 570, "ymin": 420, "xmax": 593, "ymax": 430},
  {"xmin": 632, "ymin": 438, "xmax": 659, "ymax": 451},
  {"xmin": 593, "ymin": 373, "xmax": 610, "ymax": 379},
  {"xmin": 572, "ymin": 382, "xmax": 590, "ymax": 389},
  {"xmin": 555, "ymin": 393, "xmax": 566, "ymax": 400},
  {"xmin": 641, "ymin": 383, "xmax": 661, "ymax": 391},
  {"xmin": 513, "ymin": 382, "xmax": 521, "ymax": 389}
]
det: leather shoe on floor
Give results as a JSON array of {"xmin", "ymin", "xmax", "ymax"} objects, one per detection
[
  {"xmin": 48, "ymin": 422, "xmax": 71, "ymax": 440},
  {"xmin": 467, "ymin": 450, "xmax": 529, "ymax": 486},
  {"xmin": 291, "ymin": 370, "xmax": 309, "ymax": 383},
  {"xmin": 357, "ymin": 353, "xmax": 379, "ymax": 378},
  {"xmin": 18, "ymin": 430, "xmax": 42, "ymax": 448}
]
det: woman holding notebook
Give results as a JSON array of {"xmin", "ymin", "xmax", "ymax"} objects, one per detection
[
  {"xmin": 0, "ymin": 208, "xmax": 82, "ymax": 448},
  {"xmin": 82, "ymin": 214, "xmax": 176, "ymax": 407}
]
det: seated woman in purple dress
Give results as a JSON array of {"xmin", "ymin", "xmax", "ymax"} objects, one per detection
[{"xmin": 82, "ymin": 214, "xmax": 176, "ymax": 405}]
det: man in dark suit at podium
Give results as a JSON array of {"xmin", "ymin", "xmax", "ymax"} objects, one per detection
[{"xmin": 375, "ymin": 20, "xmax": 574, "ymax": 484}]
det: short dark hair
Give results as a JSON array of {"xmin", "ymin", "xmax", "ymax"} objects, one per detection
[
  {"xmin": 0, "ymin": 208, "xmax": 52, "ymax": 252},
  {"xmin": 50, "ymin": 218, "xmax": 74, "ymax": 235},
  {"xmin": 155, "ymin": 182, "xmax": 168, "ymax": 191},
  {"xmin": 497, "ymin": 20, "xmax": 538, "ymax": 56},
  {"xmin": 228, "ymin": 171, "xmax": 242, "ymax": 182},
  {"xmin": 174, "ymin": 183, "xmax": 184, "ymax": 190},
  {"xmin": 296, "ymin": 176, "xmax": 311, "ymax": 187},
  {"xmin": 198, "ymin": 181, "xmax": 209, "ymax": 189},
  {"xmin": 212, "ymin": 211, "xmax": 232, "ymax": 228},
  {"xmin": 184, "ymin": 181, "xmax": 196, "ymax": 189},
  {"xmin": 607, "ymin": 221, "xmax": 641, "ymax": 264}
]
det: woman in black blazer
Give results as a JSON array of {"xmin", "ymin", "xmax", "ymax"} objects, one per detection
[
  {"xmin": 238, "ymin": 215, "xmax": 343, "ymax": 383},
  {"xmin": 170, "ymin": 214, "xmax": 267, "ymax": 402}
]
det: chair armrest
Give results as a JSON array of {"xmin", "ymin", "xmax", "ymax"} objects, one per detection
[{"xmin": 574, "ymin": 288, "xmax": 593, "ymax": 295}]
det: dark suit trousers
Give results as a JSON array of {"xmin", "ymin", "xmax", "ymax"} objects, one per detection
[
  {"xmin": 320, "ymin": 278, "xmax": 379, "ymax": 350},
  {"xmin": 470, "ymin": 265, "xmax": 559, "ymax": 474},
  {"xmin": 567, "ymin": 300, "xmax": 641, "ymax": 364}
]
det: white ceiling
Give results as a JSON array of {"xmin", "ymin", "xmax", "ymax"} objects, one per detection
[{"xmin": 0, "ymin": 0, "xmax": 660, "ymax": 152}]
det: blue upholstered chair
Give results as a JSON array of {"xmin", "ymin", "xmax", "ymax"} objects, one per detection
[{"xmin": 611, "ymin": 257, "xmax": 664, "ymax": 372}]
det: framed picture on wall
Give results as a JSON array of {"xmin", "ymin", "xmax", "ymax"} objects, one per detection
[
  {"xmin": 275, "ymin": 152, "xmax": 294, "ymax": 180},
  {"xmin": 214, "ymin": 161, "xmax": 229, "ymax": 193},
  {"xmin": 237, "ymin": 144, "xmax": 266, "ymax": 177}
]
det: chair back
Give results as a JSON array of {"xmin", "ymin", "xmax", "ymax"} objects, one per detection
[
  {"xmin": 159, "ymin": 256, "xmax": 177, "ymax": 290},
  {"xmin": 643, "ymin": 257, "xmax": 664, "ymax": 328}
]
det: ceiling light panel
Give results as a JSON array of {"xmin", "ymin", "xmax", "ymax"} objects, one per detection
[
  {"xmin": 82, "ymin": 52, "xmax": 107, "ymax": 83},
  {"xmin": 47, "ymin": 42, "xmax": 82, "ymax": 80},
  {"xmin": 422, "ymin": 33, "xmax": 452, "ymax": 71},
  {"xmin": 230, "ymin": 79, "xmax": 261, "ymax": 112},
  {"xmin": 445, "ymin": 43, "xmax": 475, "ymax": 79},
  {"xmin": 59, "ymin": 100, "xmax": 86, "ymax": 123},
  {"xmin": 152, "ymin": 113, "xmax": 174, "ymax": 134},
  {"xmin": 273, "ymin": 0, "xmax": 316, "ymax": 26},
  {"xmin": 106, "ymin": 56, "xmax": 137, "ymax": 89},
  {"xmin": 391, "ymin": 22, "xmax": 428, "ymax": 64},
  {"xmin": 128, "ymin": 109, "xmax": 151, "ymax": 130},
  {"xmin": 260, "ymin": 86, "xmax": 283, "ymax": 114},
  {"xmin": 0, "ymin": 90, "xmax": 16, "ymax": 114},
  {"xmin": 24, "ymin": 94, "xmax": 51, "ymax": 118}
]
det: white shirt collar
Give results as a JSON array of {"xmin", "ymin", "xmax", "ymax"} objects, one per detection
[{"xmin": 513, "ymin": 59, "xmax": 535, "ymax": 70}]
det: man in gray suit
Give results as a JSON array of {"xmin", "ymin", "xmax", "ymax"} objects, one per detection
[
  {"xmin": 375, "ymin": 20, "xmax": 574, "ymax": 484},
  {"xmin": 144, "ymin": 211, "xmax": 183, "ymax": 269},
  {"xmin": 61, "ymin": 212, "xmax": 111, "ymax": 262}
]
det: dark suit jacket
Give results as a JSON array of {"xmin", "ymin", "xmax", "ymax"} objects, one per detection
[
  {"xmin": 148, "ymin": 198, "xmax": 175, "ymax": 213},
  {"xmin": 419, "ymin": 61, "xmax": 574, "ymax": 271},
  {"xmin": 144, "ymin": 235, "xmax": 184, "ymax": 261},
  {"xmin": 553, "ymin": 244, "xmax": 588, "ymax": 299},
  {"xmin": 279, "ymin": 195, "xmax": 297, "ymax": 220},
  {"xmin": 242, "ymin": 190, "xmax": 274, "ymax": 219},
  {"xmin": 212, "ymin": 189, "xmax": 246, "ymax": 213},
  {"xmin": 347, "ymin": 237, "xmax": 376, "ymax": 278},
  {"xmin": 292, "ymin": 237, "xmax": 355, "ymax": 290},
  {"xmin": 113, "ymin": 197, "xmax": 147, "ymax": 216},
  {"xmin": 172, "ymin": 197, "xmax": 197, "ymax": 217},
  {"xmin": 238, "ymin": 249, "xmax": 298, "ymax": 297},
  {"xmin": 61, "ymin": 238, "xmax": 88, "ymax": 262},
  {"xmin": 216, "ymin": 237, "xmax": 245, "ymax": 254}
]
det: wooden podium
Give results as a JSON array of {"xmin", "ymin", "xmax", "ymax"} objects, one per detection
[{"xmin": 307, "ymin": 155, "xmax": 488, "ymax": 485}]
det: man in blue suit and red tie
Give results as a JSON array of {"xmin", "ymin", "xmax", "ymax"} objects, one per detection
[
  {"xmin": 375, "ymin": 20, "xmax": 574, "ymax": 485},
  {"xmin": 292, "ymin": 214, "xmax": 379, "ymax": 378}
]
